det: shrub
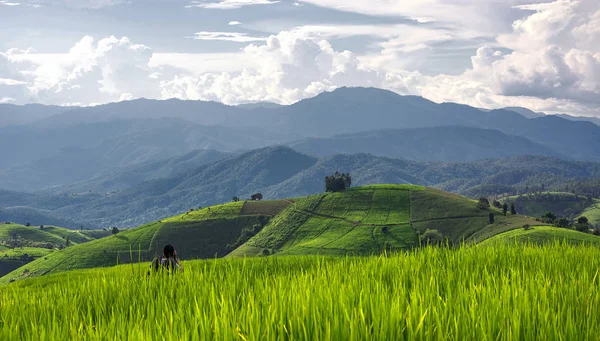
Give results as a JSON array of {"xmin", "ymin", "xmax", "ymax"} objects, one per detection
[
  {"xmin": 510, "ymin": 202, "xmax": 517, "ymax": 215},
  {"xmin": 111, "ymin": 227, "xmax": 119, "ymax": 235},
  {"xmin": 262, "ymin": 249, "xmax": 270, "ymax": 256},
  {"xmin": 421, "ymin": 229, "xmax": 444, "ymax": 245},
  {"xmin": 251, "ymin": 193, "xmax": 263, "ymax": 201},
  {"xmin": 488, "ymin": 212, "xmax": 495, "ymax": 224},
  {"xmin": 477, "ymin": 198, "xmax": 490, "ymax": 209},
  {"xmin": 523, "ymin": 224, "xmax": 531, "ymax": 231},
  {"xmin": 382, "ymin": 226, "xmax": 389, "ymax": 233}
]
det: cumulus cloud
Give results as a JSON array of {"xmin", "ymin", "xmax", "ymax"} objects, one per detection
[
  {"xmin": 185, "ymin": 0, "xmax": 279, "ymax": 10},
  {"xmin": 3, "ymin": 0, "xmax": 599, "ymax": 117},
  {"xmin": 190, "ymin": 31, "xmax": 266, "ymax": 42},
  {"xmin": 1, "ymin": 36, "xmax": 160, "ymax": 105},
  {"xmin": 228, "ymin": 21, "xmax": 242, "ymax": 25},
  {"xmin": 0, "ymin": 1, "xmax": 20, "ymax": 5},
  {"xmin": 161, "ymin": 32, "xmax": 379, "ymax": 104}
]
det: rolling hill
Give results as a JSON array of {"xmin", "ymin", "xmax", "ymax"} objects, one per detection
[
  {"xmin": 1, "ymin": 184, "xmax": 538, "ymax": 283},
  {"xmin": 480, "ymin": 226, "xmax": 600, "ymax": 246},
  {"xmin": 0, "ymin": 223, "xmax": 110, "ymax": 277},
  {"xmin": 502, "ymin": 192, "xmax": 596, "ymax": 219}
]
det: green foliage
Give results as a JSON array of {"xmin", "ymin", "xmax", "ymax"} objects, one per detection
[
  {"xmin": 3, "ymin": 245, "xmax": 600, "ymax": 340},
  {"xmin": 502, "ymin": 203, "xmax": 508, "ymax": 216},
  {"xmin": 250, "ymin": 193, "xmax": 263, "ymax": 201},
  {"xmin": 511, "ymin": 202, "xmax": 517, "ymax": 215},
  {"xmin": 477, "ymin": 198, "xmax": 490, "ymax": 209},
  {"xmin": 324, "ymin": 171, "xmax": 352, "ymax": 192},
  {"xmin": 488, "ymin": 212, "xmax": 495, "ymax": 224},
  {"xmin": 111, "ymin": 227, "xmax": 119, "ymax": 235}
]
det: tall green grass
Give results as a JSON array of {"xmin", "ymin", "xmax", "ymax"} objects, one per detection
[{"xmin": 2, "ymin": 243, "xmax": 600, "ymax": 340}]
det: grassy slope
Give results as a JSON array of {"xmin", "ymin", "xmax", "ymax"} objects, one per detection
[
  {"xmin": 0, "ymin": 201, "xmax": 289, "ymax": 283},
  {"xmin": 480, "ymin": 225, "xmax": 600, "ymax": 245},
  {"xmin": 0, "ymin": 224, "xmax": 107, "ymax": 277},
  {"xmin": 3, "ymin": 245, "xmax": 600, "ymax": 340},
  {"xmin": 231, "ymin": 185, "xmax": 537, "ymax": 257},
  {"xmin": 3, "ymin": 185, "xmax": 540, "ymax": 282},
  {"xmin": 578, "ymin": 200, "xmax": 600, "ymax": 227}
]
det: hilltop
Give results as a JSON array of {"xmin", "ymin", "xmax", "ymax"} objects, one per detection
[
  {"xmin": 1, "ymin": 184, "xmax": 537, "ymax": 283},
  {"xmin": 480, "ymin": 226, "xmax": 600, "ymax": 246}
]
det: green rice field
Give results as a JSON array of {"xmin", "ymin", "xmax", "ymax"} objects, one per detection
[{"xmin": 2, "ymin": 243, "xmax": 600, "ymax": 340}]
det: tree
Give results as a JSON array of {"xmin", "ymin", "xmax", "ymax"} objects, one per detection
[
  {"xmin": 593, "ymin": 228, "xmax": 600, "ymax": 236},
  {"xmin": 39, "ymin": 225, "xmax": 44, "ymax": 230},
  {"xmin": 325, "ymin": 171, "xmax": 352, "ymax": 192},
  {"xmin": 575, "ymin": 216, "xmax": 590, "ymax": 232},
  {"xmin": 477, "ymin": 198, "xmax": 490, "ymax": 209},
  {"xmin": 65, "ymin": 236, "xmax": 72, "ymax": 247},
  {"xmin": 502, "ymin": 203, "xmax": 508, "ymax": 216},
  {"xmin": 541, "ymin": 212, "xmax": 557, "ymax": 223},
  {"xmin": 510, "ymin": 202, "xmax": 517, "ymax": 215},
  {"xmin": 554, "ymin": 217, "xmax": 571, "ymax": 228},
  {"xmin": 488, "ymin": 212, "xmax": 495, "ymax": 224},
  {"xmin": 232, "ymin": 196, "xmax": 239, "ymax": 202},
  {"xmin": 492, "ymin": 200, "xmax": 502, "ymax": 208},
  {"xmin": 523, "ymin": 224, "xmax": 531, "ymax": 230},
  {"xmin": 25, "ymin": 223, "xmax": 31, "ymax": 227},
  {"xmin": 251, "ymin": 193, "xmax": 263, "ymax": 201},
  {"xmin": 111, "ymin": 227, "xmax": 119, "ymax": 235}
]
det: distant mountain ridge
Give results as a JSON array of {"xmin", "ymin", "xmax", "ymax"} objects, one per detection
[
  {"xmin": 289, "ymin": 126, "xmax": 564, "ymax": 161},
  {"xmin": 3, "ymin": 146, "xmax": 600, "ymax": 228},
  {"xmin": 2, "ymin": 86, "xmax": 600, "ymax": 193}
]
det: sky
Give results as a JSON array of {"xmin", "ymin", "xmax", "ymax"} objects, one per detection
[{"xmin": 0, "ymin": 0, "xmax": 598, "ymax": 116}]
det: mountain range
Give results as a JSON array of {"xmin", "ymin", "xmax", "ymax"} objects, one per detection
[{"xmin": 1, "ymin": 87, "xmax": 600, "ymax": 228}]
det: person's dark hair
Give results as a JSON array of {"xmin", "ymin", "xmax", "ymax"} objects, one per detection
[{"xmin": 163, "ymin": 244, "xmax": 175, "ymax": 258}]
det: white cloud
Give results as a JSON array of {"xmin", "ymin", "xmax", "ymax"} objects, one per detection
[
  {"xmin": 3, "ymin": 0, "xmax": 599, "ymax": 117},
  {"xmin": 185, "ymin": 0, "xmax": 279, "ymax": 10},
  {"xmin": 190, "ymin": 31, "xmax": 266, "ymax": 42},
  {"xmin": 228, "ymin": 21, "xmax": 242, "ymax": 26},
  {"xmin": 0, "ymin": 1, "xmax": 20, "ymax": 6},
  {"xmin": 0, "ymin": 97, "xmax": 16, "ymax": 103}
]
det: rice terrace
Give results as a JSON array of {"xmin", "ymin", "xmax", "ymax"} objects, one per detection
[
  {"xmin": 2, "ymin": 1, "xmax": 600, "ymax": 339},
  {"xmin": 2, "ymin": 184, "xmax": 600, "ymax": 340}
]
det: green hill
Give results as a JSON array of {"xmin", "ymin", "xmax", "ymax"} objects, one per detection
[
  {"xmin": 502, "ymin": 192, "xmax": 595, "ymax": 219},
  {"xmin": 0, "ymin": 200, "xmax": 290, "ymax": 283},
  {"xmin": 0, "ymin": 224, "xmax": 110, "ymax": 277},
  {"xmin": 578, "ymin": 201, "xmax": 600, "ymax": 227},
  {"xmin": 1, "ymin": 185, "xmax": 538, "ymax": 284},
  {"xmin": 230, "ymin": 185, "xmax": 535, "ymax": 257},
  {"xmin": 480, "ymin": 226, "xmax": 600, "ymax": 246}
]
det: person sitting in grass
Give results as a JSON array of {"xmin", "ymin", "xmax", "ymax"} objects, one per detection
[{"xmin": 149, "ymin": 244, "xmax": 183, "ymax": 275}]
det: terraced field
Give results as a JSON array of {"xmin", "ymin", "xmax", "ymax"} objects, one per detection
[
  {"xmin": 1, "ymin": 200, "xmax": 290, "ymax": 283},
  {"xmin": 3, "ymin": 185, "xmax": 540, "ymax": 283},
  {"xmin": 480, "ymin": 226, "xmax": 600, "ymax": 246},
  {"xmin": 0, "ymin": 224, "xmax": 110, "ymax": 277},
  {"xmin": 231, "ymin": 185, "xmax": 536, "ymax": 257}
]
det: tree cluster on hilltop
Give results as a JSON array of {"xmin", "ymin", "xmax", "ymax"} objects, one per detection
[{"xmin": 325, "ymin": 172, "xmax": 352, "ymax": 192}]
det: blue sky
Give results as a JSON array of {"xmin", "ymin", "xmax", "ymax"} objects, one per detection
[{"xmin": 0, "ymin": 0, "xmax": 598, "ymax": 116}]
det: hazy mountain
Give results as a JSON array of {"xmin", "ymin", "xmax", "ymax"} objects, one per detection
[
  {"xmin": 289, "ymin": 126, "xmax": 564, "ymax": 161},
  {"xmin": 0, "ymin": 206, "xmax": 92, "ymax": 230},
  {"xmin": 501, "ymin": 107, "xmax": 545, "ymax": 119},
  {"xmin": 0, "ymin": 103, "xmax": 70, "ymax": 127},
  {"xmin": 44, "ymin": 149, "xmax": 231, "ymax": 194},
  {"xmin": 236, "ymin": 102, "xmax": 282, "ymax": 109},
  {"xmin": 553, "ymin": 114, "xmax": 600, "ymax": 126},
  {"xmin": 0, "ymin": 118, "xmax": 291, "ymax": 191},
  {"xmin": 4, "ymin": 87, "xmax": 600, "ymax": 193},
  {"xmin": 5, "ymin": 146, "xmax": 599, "ymax": 228}
]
